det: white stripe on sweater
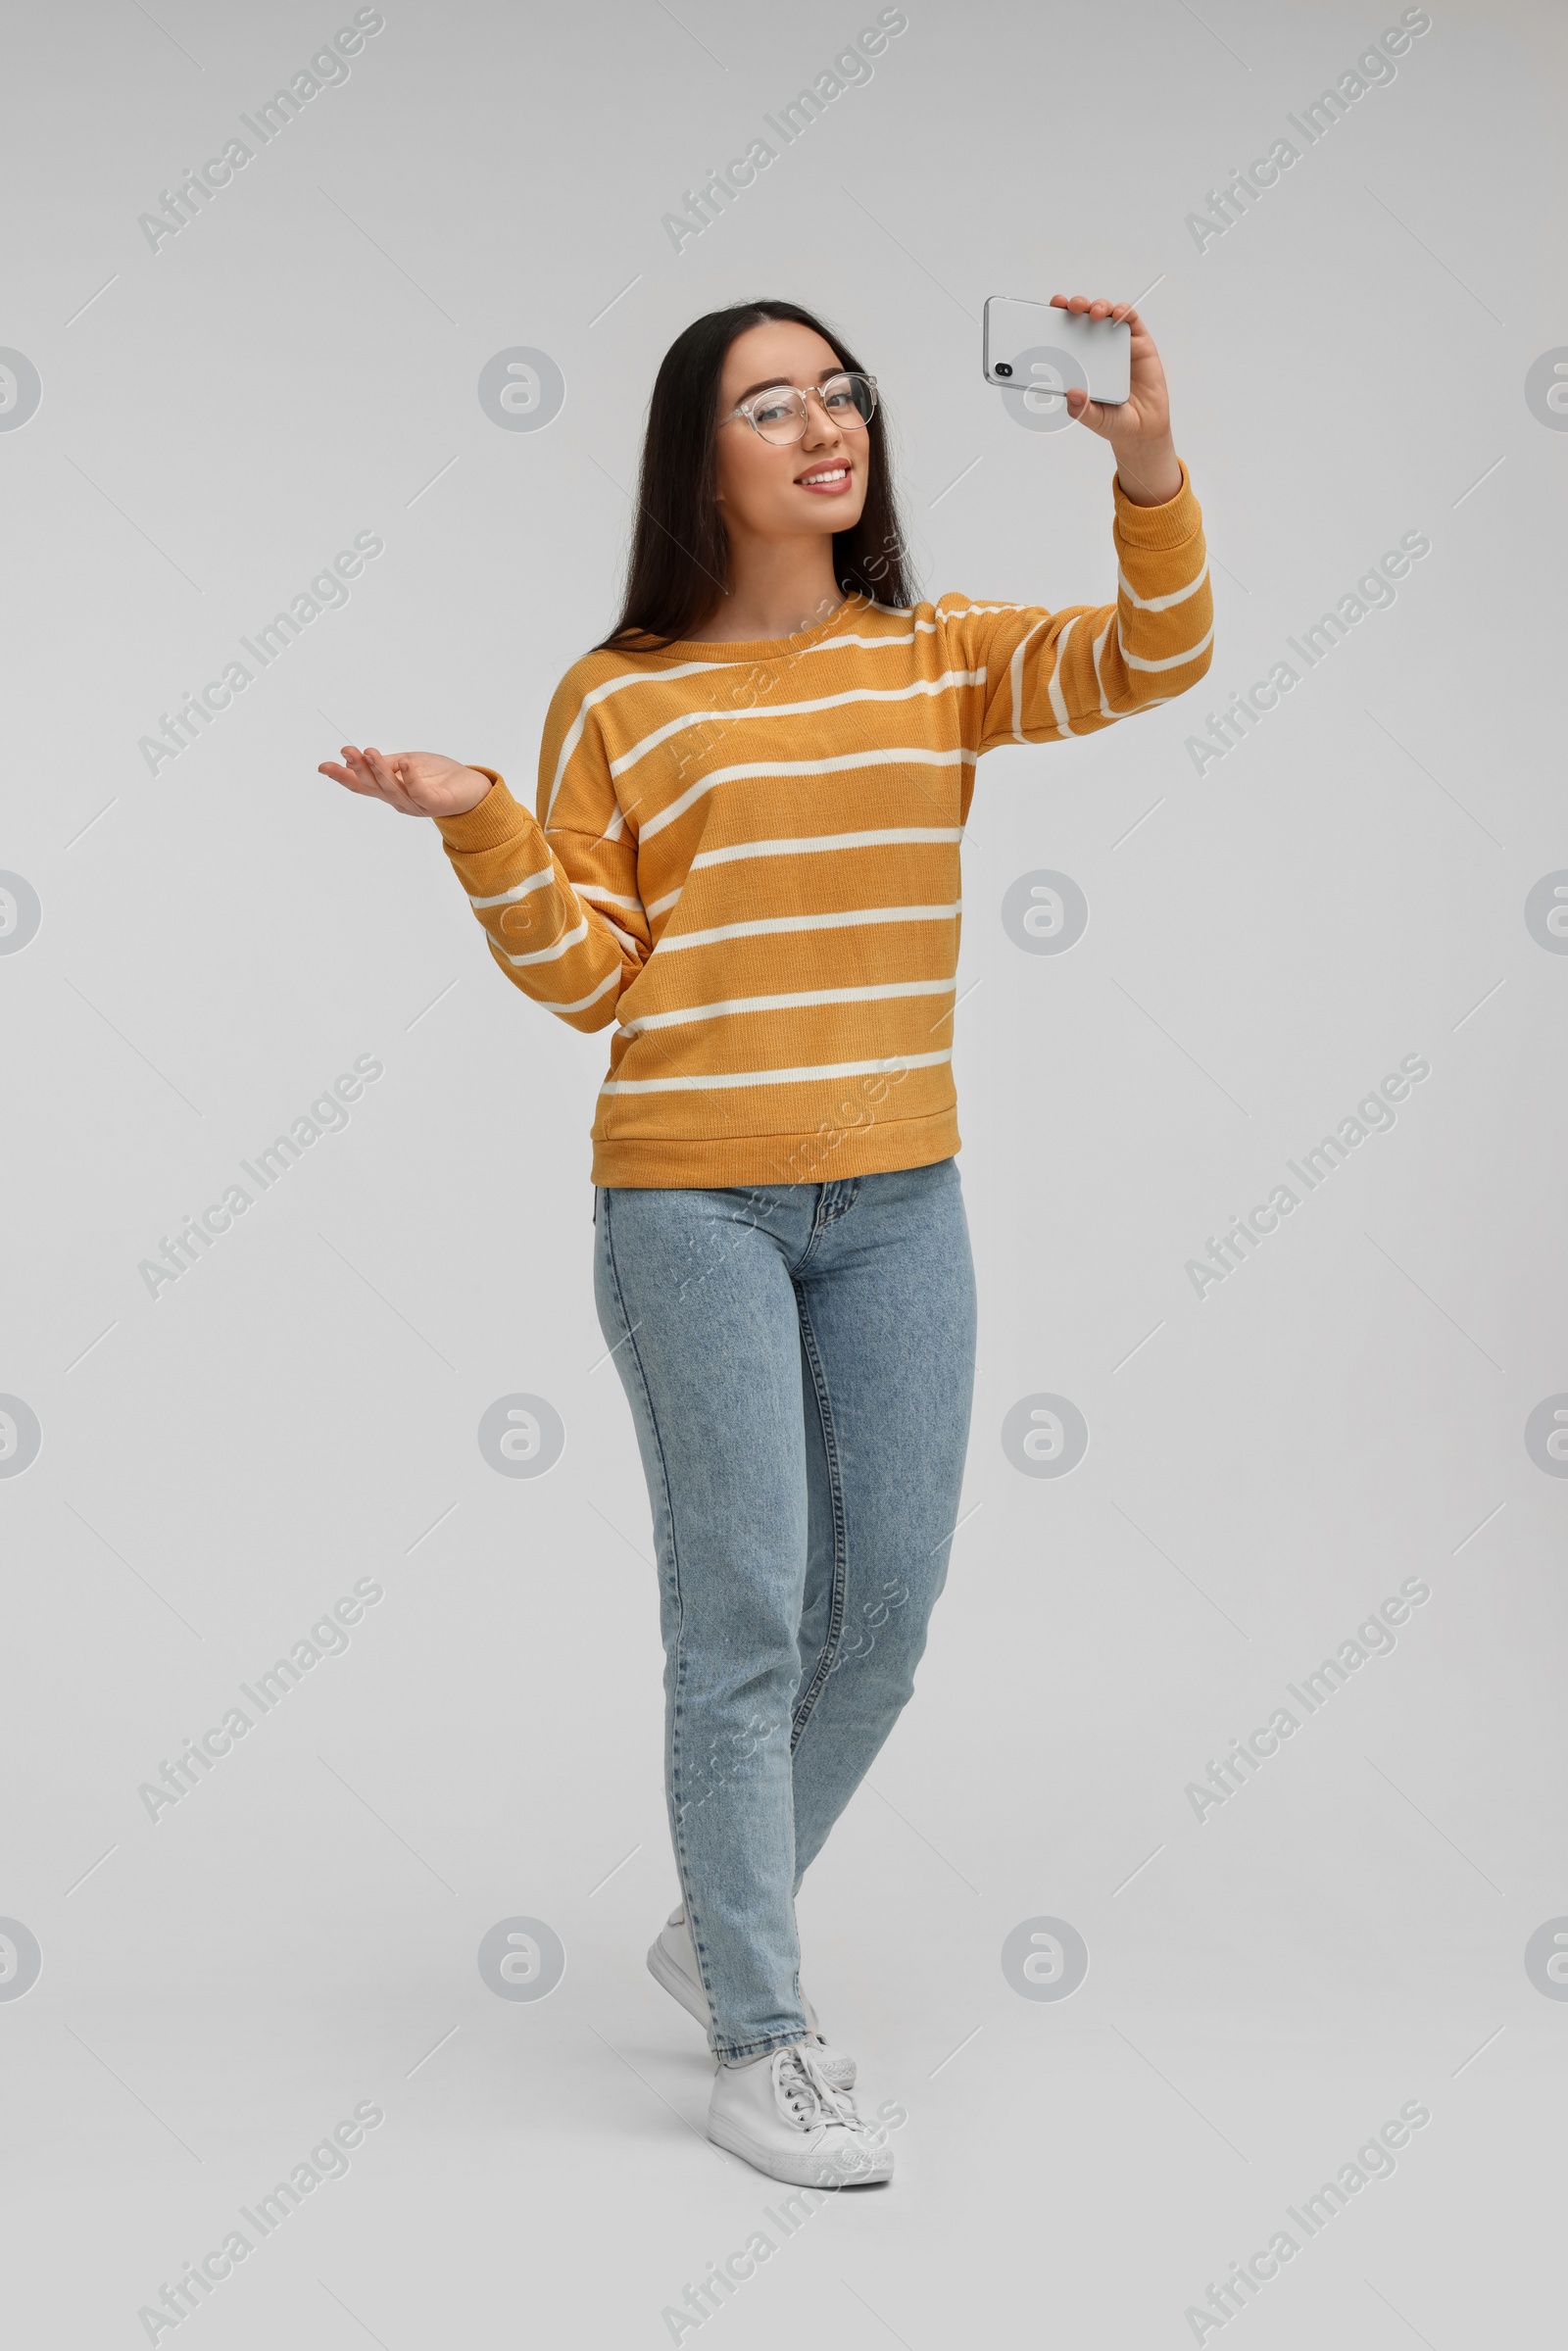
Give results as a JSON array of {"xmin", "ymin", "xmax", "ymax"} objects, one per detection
[
  {"xmin": 654, "ymin": 902, "xmax": 962, "ymax": 954},
  {"xmin": 619, "ymin": 978, "xmax": 956, "ymax": 1034},
  {"xmin": 534, "ymin": 965, "xmax": 624, "ymax": 1017},
  {"xmin": 1117, "ymin": 558, "xmax": 1208, "ymax": 611},
  {"xmin": 602, "ymin": 1048, "xmax": 954, "ymax": 1095},
  {"xmin": 1009, "ymin": 616, "xmax": 1054, "ymax": 742},
  {"xmin": 640, "ymin": 748, "xmax": 976, "ymax": 844},
  {"xmin": 646, "ymin": 826, "xmax": 963, "ymax": 920},
  {"xmin": 1045, "ymin": 612, "xmax": 1079, "ymax": 738},
  {"xmin": 1091, "ymin": 616, "xmax": 1114, "ymax": 719},
  {"xmin": 576, "ymin": 883, "xmax": 646, "ymax": 914},
  {"xmin": 694, "ymin": 824, "xmax": 963, "ymax": 869},
  {"xmin": 488, "ymin": 918, "xmax": 590, "ymax": 967},
  {"xmin": 468, "ymin": 865, "xmax": 556, "ymax": 908},
  {"xmin": 1119, "ymin": 623, "xmax": 1214, "ymax": 673},
  {"xmin": 610, "ymin": 673, "xmax": 985, "ymax": 784},
  {"xmin": 796, "ymin": 624, "xmax": 940, "ymax": 650}
]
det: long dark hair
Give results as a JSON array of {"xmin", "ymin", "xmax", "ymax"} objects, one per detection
[{"xmin": 599, "ymin": 299, "xmax": 914, "ymax": 650}]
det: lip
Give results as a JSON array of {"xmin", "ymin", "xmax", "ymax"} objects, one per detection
[{"xmin": 794, "ymin": 461, "xmax": 855, "ymax": 495}]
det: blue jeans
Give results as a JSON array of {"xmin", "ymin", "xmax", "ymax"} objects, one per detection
[{"xmin": 593, "ymin": 1160, "xmax": 977, "ymax": 2062}]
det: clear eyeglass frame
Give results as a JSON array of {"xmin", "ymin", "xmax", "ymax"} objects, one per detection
[{"xmin": 725, "ymin": 371, "xmax": 878, "ymax": 446}]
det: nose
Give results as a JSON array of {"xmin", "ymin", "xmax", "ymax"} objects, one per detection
[{"xmin": 799, "ymin": 385, "xmax": 847, "ymax": 447}]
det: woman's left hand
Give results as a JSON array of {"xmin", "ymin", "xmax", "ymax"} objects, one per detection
[{"xmin": 1049, "ymin": 294, "xmax": 1184, "ymax": 508}]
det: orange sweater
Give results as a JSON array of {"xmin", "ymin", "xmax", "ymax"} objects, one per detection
[{"xmin": 437, "ymin": 465, "xmax": 1213, "ymax": 1188}]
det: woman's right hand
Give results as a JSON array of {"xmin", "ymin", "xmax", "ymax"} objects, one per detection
[{"xmin": 318, "ymin": 746, "xmax": 494, "ymax": 819}]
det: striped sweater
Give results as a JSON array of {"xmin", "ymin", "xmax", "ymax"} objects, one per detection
[{"xmin": 437, "ymin": 464, "xmax": 1213, "ymax": 1188}]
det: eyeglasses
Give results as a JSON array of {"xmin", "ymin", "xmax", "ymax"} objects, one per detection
[{"xmin": 725, "ymin": 371, "xmax": 878, "ymax": 446}]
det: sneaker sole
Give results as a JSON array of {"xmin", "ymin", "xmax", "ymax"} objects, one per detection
[
  {"xmin": 707, "ymin": 2111, "xmax": 893, "ymax": 2188},
  {"xmin": 647, "ymin": 1938, "xmax": 857, "ymax": 2090}
]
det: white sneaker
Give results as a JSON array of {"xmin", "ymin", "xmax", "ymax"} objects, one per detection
[
  {"xmin": 708, "ymin": 2043, "xmax": 894, "ymax": 2188},
  {"xmin": 647, "ymin": 1906, "xmax": 857, "ymax": 2089}
]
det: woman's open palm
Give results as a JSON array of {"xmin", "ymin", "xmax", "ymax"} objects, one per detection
[{"xmin": 318, "ymin": 745, "xmax": 492, "ymax": 819}]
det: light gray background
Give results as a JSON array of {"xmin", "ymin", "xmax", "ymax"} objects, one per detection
[{"xmin": 4, "ymin": 0, "xmax": 1565, "ymax": 2342}]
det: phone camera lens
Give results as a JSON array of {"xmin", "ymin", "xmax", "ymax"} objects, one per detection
[{"xmin": 995, "ymin": 362, "xmax": 1013, "ymax": 377}]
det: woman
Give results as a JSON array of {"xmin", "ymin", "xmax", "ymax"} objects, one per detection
[{"xmin": 320, "ymin": 294, "xmax": 1212, "ymax": 2188}]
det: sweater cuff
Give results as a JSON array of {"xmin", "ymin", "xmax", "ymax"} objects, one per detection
[
  {"xmin": 434, "ymin": 768, "xmax": 534, "ymax": 853},
  {"xmin": 1112, "ymin": 459, "xmax": 1201, "ymax": 552}
]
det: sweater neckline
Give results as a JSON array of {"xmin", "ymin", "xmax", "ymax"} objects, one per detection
[{"xmin": 636, "ymin": 595, "xmax": 894, "ymax": 664}]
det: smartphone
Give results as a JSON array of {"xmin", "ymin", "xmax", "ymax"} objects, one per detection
[{"xmin": 982, "ymin": 296, "xmax": 1131, "ymax": 405}]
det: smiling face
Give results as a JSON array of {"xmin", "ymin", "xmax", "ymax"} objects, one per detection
[{"xmin": 712, "ymin": 318, "xmax": 872, "ymax": 547}]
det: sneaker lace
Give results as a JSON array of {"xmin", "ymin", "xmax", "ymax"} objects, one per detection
[{"xmin": 772, "ymin": 2046, "xmax": 866, "ymax": 2144}]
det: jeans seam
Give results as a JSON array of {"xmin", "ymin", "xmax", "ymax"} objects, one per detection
[
  {"xmin": 788, "ymin": 1280, "xmax": 849, "ymax": 1745},
  {"xmin": 599, "ymin": 1191, "xmax": 721, "ymax": 2030},
  {"xmin": 792, "ymin": 1196, "xmax": 826, "ymax": 1273}
]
